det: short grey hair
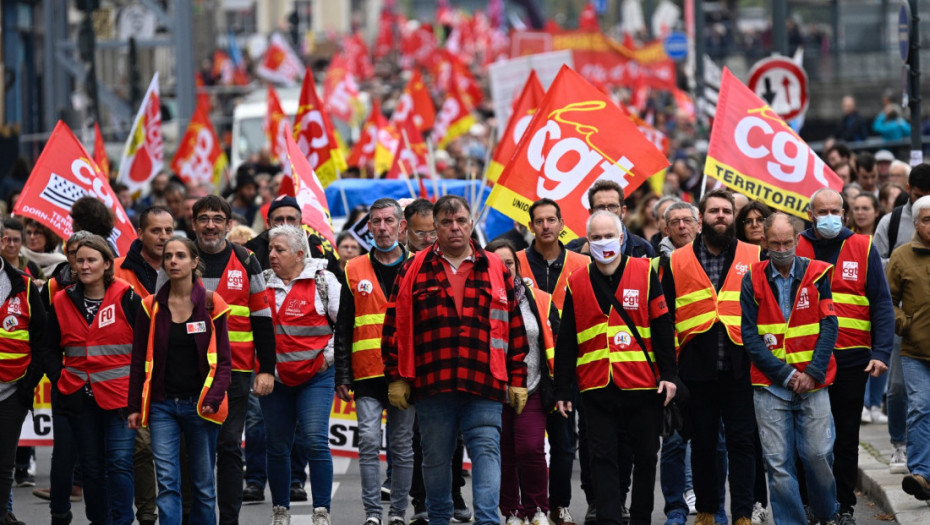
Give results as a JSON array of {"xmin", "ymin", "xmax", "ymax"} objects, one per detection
[
  {"xmin": 912, "ymin": 195, "xmax": 930, "ymax": 226},
  {"xmin": 664, "ymin": 201, "xmax": 698, "ymax": 223},
  {"xmin": 653, "ymin": 196, "xmax": 681, "ymax": 222},
  {"xmin": 66, "ymin": 230, "xmax": 96, "ymax": 251},
  {"xmin": 369, "ymin": 198, "xmax": 403, "ymax": 221},
  {"xmin": 809, "ymin": 187, "xmax": 844, "ymax": 206},
  {"xmin": 891, "ymin": 160, "xmax": 912, "ymax": 176},
  {"xmin": 268, "ymin": 225, "xmax": 310, "ymax": 256},
  {"xmin": 586, "ymin": 210, "xmax": 623, "ymax": 237}
]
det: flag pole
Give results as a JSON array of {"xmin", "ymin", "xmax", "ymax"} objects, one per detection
[
  {"xmin": 425, "ymin": 138, "xmax": 441, "ymax": 200},
  {"xmin": 396, "ymin": 157, "xmax": 419, "ymax": 200},
  {"xmin": 473, "ymin": 127, "xmax": 497, "ymax": 222}
]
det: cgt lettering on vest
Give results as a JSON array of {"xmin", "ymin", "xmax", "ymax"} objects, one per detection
[{"xmin": 707, "ymin": 157, "xmax": 810, "ymax": 215}]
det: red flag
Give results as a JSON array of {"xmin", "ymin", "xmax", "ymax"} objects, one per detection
[
  {"xmin": 294, "ymin": 68, "xmax": 347, "ymax": 187},
  {"xmin": 391, "ymin": 69, "xmax": 436, "ymax": 132},
  {"xmin": 117, "ymin": 73, "xmax": 163, "ymax": 194},
  {"xmin": 434, "ymin": 51, "xmax": 484, "ymax": 109},
  {"xmin": 348, "ymin": 100, "xmax": 388, "ymax": 173},
  {"xmin": 620, "ymin": 105, "xmax": 669, "ymax": 156},
  {"xmin": 386, "ymin": 119, "xmax": 429, "ymax": 180},
  {"xmin": 374, "ymin": 123, "xmax": 401, "ymax": 176},
  {"xmin": 672, "ymin": 88, "xmax": 696, "ymax": 122},
  {"xmin": 579, "ymin": 2, "xmax": 599, "ymax": 31},
  {"xmin": 401, "ymin": 24, "xmax": 438, "ymax": 69},
  {"xmin": 15, "ymin": 121, "xmax": 137, "ymax": 254},
  {"xmin": 486, "ymin": 66, "xmax": 669, "ymax": 241},
  {"xmin": 430, "ymin": 84, "xmax": 476, "ymax": 150},
  {"xmin": 172, "ymin": 100, "xmax": 227, "ymax": 188},
  {"xmin": 93, "ymin": 122, "xmax": 110, "ymax": 180},
  {"xmin": 257, "ymin": 33, "xmax": 303, "ymax": 86},
  {"xmin": 279, "ymin": 132, "xmax": 335, "ymax": 244},
  {"xmin": 488, "ymin": 71, "xmax": 546, "ymax": 184},
  {"xmin": 266, "ymin": 85, "xmax": 292, "ymax": 163},
  {"xmin": 323, "ymin": 53, "xmax": 363, "ymax": 123},
  {"xmin": 342, "ymin": 33, "xmax": 375, "ymax": 80},
  {"xmin": 375, "ymin": 10, "xmax": 396, "ymax": 58},
  {"xmin": 705, "ymin": 68, "xmax": 843, "ymax": 219}
]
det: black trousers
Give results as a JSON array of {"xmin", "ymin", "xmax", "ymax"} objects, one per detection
[
  {"xmin": 0, "ymin": 395, "xmax": 29, "ymax": 522},
  {"xmin": 685, "ymin": 371, "xmax": 756, "ymax": 520},
  {"xmin": 581, "ymin": 385, "xmax": 661, "ymax": 525},
  {"xmin": 217, "ymin": 372, "xmax": 251, "ymax": 525}
]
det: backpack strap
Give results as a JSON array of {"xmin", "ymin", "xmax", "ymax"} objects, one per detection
[{"xmin": 887, "ymin": 204, "xmax": 904, "ymax": 258}]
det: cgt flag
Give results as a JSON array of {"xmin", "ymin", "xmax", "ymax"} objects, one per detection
[
  {"xmin": 15, "ymin": 121, "xmax": 137, "ymax": 255},
  {"xmin": 279, "ymin": 132, "xmax": 335, "ymax": 245},
  {"xmin": 294, "ymin": 68, "xmax": 347, "ymax": 188},
  {"xmin": 706, "ymin": 68, "xmax": 843, "ymax": 218},
  {"xmin": 487, "ymin": 70, "xmax": 545, "ymax": 184},
  {"xmin": 117, "ymin": 73, "xmax": 163, "ymax": 195},
  {"xmin": 430, "ymin": 82, "xmax": 476, "ymax": 150},
  {"xmin": 486, "ymin": 65, "xmax": 669, "ymax": 241},
  {"xmin": 348, "ymin": 99, "xmax": 388, "ymax": 175},
  {"xmin": 257, "ymin": 33, "xmax": 303, "ymax": 86},
  {"xmin": 392, "ymin": 69, "xmax": 435, "ymax": 133},
  {"xmin": 266, "ymin": 85, "xmax": 291, "ymax": 164},
  {"xmin": 172, "ymin": 99, "xmax": 227, "ymax": 188}
]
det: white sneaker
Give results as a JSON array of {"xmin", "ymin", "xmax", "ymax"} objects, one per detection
[
  {"xmin": 751, "ymin": 502, "xmax": 769, "ymax": 524},
  {"xmin": 529, "ymin": 508, "xmax": 548, "ymax": 525},
  {"xmin": 890, "ymin": 444, "xmax": 908, "ymax": 474},
  {"xmin": 272, "ymin": 506, "xmax": 291, "ymax": 525},
  {"xmin": 684, "ymin": 489, "xmax": 697, "ymax": 514},
  {"xmin": 506, "ymin": 512, "xmax": 524, "ymax": 525},
  {"xmin": 313, "ymin": 507, "xmax": 332, "ymax": 525},
  {"xmin": 860, "ymin": 406, "xmax": 872, "ymax": 424},
  {"xmin": 870, "ymin": 406, "xmax": 888, "ymax": 424}
]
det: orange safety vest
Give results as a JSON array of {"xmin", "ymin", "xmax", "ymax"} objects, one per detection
[
  {"xmin": 749, "ymin": 259, "xmax": 837, "ymax": 389},
  {"xmin": 266, "ymin": 277, "xmax": 332, "ymax": 386},
  {"xmin": 516, "ymin": 248, "xmax": 588, "ymax": 313},
  {"xmin": 568, "ymin": 259, "xmax": 659, "ymax": 392},
  {"xmin": 796, "ymin": 234, "xmax": 872, "ymax": 350},
  {"xmin": 526, "ymin": 286, "xmax": 557, "ymax": 375},
  {"xmin": 395, "ymin": 248, "xmax": 510, "ymax": 382},
  {"xmin": 56, "ymin": 280, "xmax": 134, "ymax": 410},
  {"xmin": 669, "ymin": 240, "xmax": 760, "ymax": 348},
  {"xmin": 0, "ymin": 275, "xmax": 33, "ymax": 383},
  {"xmin": 113, "ymin": 258, "xmax": 150, "ymax": 298},
  {"xmin": 211, "ymin": 247, "xmax": 257, "ymax": 372},
  {"xmin": 139, "ymin": 293, "xmax": 230, "ymax": 426},
  {"xmin": 346, "ymin": 255, "xmax": 389, "ymax": 381}
]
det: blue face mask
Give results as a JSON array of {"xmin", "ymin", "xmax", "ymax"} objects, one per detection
[
  {"xmin": 373, "ymin": 240, "xmax": 399, "ymax": 253},
  {"xmin": 815, "ymin": 214, "xmax": 843, "ymax": 239}
]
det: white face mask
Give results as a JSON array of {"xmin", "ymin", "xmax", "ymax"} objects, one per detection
[{"xmin": 589, "ymin": 237, "xmax": 621, "ymax": 264}]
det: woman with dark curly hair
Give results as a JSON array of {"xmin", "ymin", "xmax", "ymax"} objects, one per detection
[
  {"xmin": 22, "ymin": 218, "xmax": 66, "ymax": 279},
  {"xmin": 735, "ymin": 200, "xmax": 773, "ymax": 247},
  {"xmin": 70, "ymin": 196, "xmax": 119, "ymax": 256}
]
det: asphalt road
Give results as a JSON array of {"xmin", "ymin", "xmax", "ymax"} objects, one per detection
[{"xmin": 10, "ymin": 447, "xmax": 897, "ymax": 524}]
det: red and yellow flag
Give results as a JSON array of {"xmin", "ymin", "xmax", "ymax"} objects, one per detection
[
  {"xmin": 430, "ymin": 83, "xmax": 476, "ymax": 150},
  {"xmin": 391, "ymin": 69, "xmax": 435, "ymax": 132},
  {"xmin": 348, "ymin": 100, "xmax": 388, "ymax": 175},
  {"xmin": 117, "ymin": 73, "xmax": 163, "ymax": 194},
  {"xmin": 171, "ymin": 99, "xmax": 227, "ymax": 188},
  {"xmin": 486, "ymin": 65, "xmax": 669, "ymax": 241},
  {"xmin": 324, "ymin": 53, "xmax": 364, "ymax": 124},
  {"xmin": 706, "ymin": 68, "xmax": 843, "ymax": 218},
  {"xmin": 387, "ymin": 119, "xmax": 430, "ymax": 180},
  {"xmin": 266, "ymin": 85, "xmax": 291, "ymax": 163},
  {"xmin": 93, "ymin": 122, "xmax": 110, "ymax": 180},
  {"xmin": 294, "ymin": 68, "xmax": 347, "ymax": 187},
  {"xmin": 487, "ymin": 71, "xmax": 545, "ymax": 184},
  {"xmin": 374, "ymin": 123, "xmax": 401, "ymax": 177},
  {"xmin": 278, "ymin": 132, "xmax": 335, "ymax": 244}
]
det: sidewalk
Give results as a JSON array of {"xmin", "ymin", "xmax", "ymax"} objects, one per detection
[{"xmin": 857, "ymin": 421, "xmax": 930, "ymax": 524}]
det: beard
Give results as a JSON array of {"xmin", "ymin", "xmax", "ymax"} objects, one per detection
[{"xmin": 702, "ymin": 220, "xmax": 735, "ymax": 249}]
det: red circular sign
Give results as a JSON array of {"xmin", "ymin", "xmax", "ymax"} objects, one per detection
[{"xmin": 747, "ymin": 57, "xmax": 809, "ymax": 122}]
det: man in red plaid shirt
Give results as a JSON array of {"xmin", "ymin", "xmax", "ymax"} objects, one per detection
[{"xmin": 382, "ymin": 195, "xmax": 529, "ymax": 525}]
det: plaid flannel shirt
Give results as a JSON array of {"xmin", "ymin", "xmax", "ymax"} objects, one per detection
[{"xmin": 382, "ymin": 243, "xmax": 528, "ymax": 403}]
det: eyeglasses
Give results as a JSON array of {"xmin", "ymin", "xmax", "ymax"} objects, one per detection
[
  {"xmin": 196, "ymin": 215, "xmax": 228, "ymax": 225},
  {"xmin": 592, "ymin": 204, "xmax": 621, "ymax": 213},
  {"xmin": 668, "ymin": 217, "xmax": 696, "ymax": 227},
  {"xmin": 271, "ymin": 216, "xmax": 301, "ymax": 226},
  {"xmin": 411, "ymin": 230, "xmax": 437, "ymax": 240},
  {"xmin": 2, "ymin": 236, "xmax": 22, "ymax": 245},
  {"xmin": 25, "ymin": 230, "xmax": 44, "ymax": 237},
  {"xmin": 742, "ymin": 217, "xmax": 765, "ymax": 226}
]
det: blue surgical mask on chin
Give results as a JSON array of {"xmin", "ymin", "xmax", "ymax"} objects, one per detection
[
  {"xmin": 815, "ymin": 214, "xmax": 843, "ymax": 239},
  {"xmin": 373, "ymin": 240, "xmax": 399, "ymax": 253}
]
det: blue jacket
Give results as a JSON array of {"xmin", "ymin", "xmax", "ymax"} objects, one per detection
[
  {"xmin": 872, "ymin": 113, "xmax": 912, "ymax": 141},
  {"xmin": 740, "ymin": 256, "xmax": 837, "ymax": 386}
]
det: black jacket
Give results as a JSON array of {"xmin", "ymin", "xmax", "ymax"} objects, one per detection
[{"xmin": 118, "ymin": 239, "xmax": 159, "ymax": 295}]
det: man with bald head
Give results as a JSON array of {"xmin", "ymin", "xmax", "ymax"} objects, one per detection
[
  {"xmin": 796, "ymin": 188, "xmax": 894, "ymax": 523},
  {"xmin": 741, "ymin": 212, "xmax": 840, "ymax": 525}
]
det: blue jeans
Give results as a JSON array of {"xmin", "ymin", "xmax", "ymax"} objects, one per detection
[
  {"xmin": 864, "ymin": 373, "xmax": 887, "ymax": 408},
  {"xmin": 356, "ymin": 394, "xmax": 415, "ymax": 518},
  {"xmin": 244, "ymin": 393, "xmax": 311, "ymax": 489},
  {"xmin": 753, "ymin": 388, "xmax": 838, "ymax": 525},
  {"xmin": 901, "ymin": 356, "xmax": 930, "ymax": 478},
  {"xmin": 259, "ymin": 367, "xmax": 334, "ymax": 509},
  {"xmin": 68, "ymin": 397, "xmax": 136, "ymax": 525},
  {"xmin": 887, "ymin": 336, "xmax": 909, "ymax": 444},
  {"xmin": 50, "ymin": 387, "xmax": 80, "ymax": 517},
  {"xmin": 416, "ymin": 392, "xmax": 502, "ymax": 525},
  {"xmin": 660, "ymin": 432, "xmax": 690, "ymax": 516},
  {"xmin": 149, "ymin": 397, "xmax": 220, "ymax": 525}
]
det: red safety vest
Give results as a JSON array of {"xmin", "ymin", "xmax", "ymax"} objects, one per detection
[
  {"xmin": 526, "ymin": 286, "xmax": 556, "ymax": 375},
  {"xmin": 516, "ymin": 248, "xmax": 588, "ymax": 313},
  {"xmin": 56, "ymin": 280, "xmax": 134, "ymax": 410},
  {"xmin": 139, "ymin": 293, "xmax": 230, "ymax": 426},
  {"xmin": 568, "ymin": 259, "xmax": 660, "ymax": 392},
  {"xmin": 669, "ymin": 240, "xmax": 760, "ymax": 348},
  {"xmin": 749, "ymin": 259, "xmax": 838, "ymax": 389},
  {"xmin": 796, "ymin": 234, "xmax": 872, "ymax": 350},
  {"xmin": 346, "ymin": 256, "xmax": 389, "ymax": 381},
  {"xmin": 0, "ymin": 275, "xmax": 32, "ymax": 383},
  {"xmin": 266, "ymin": 277, "xmax": 332, "ymax": 386},
  {"xmin": 211, "ymin": 247, "xmax": 258, "ymax": 372}
]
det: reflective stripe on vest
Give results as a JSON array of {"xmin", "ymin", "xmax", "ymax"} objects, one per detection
[
  {"xmin": 568, "ymin": 259, "xmax": 658, "ymax": 392},
  {"xmin": 346, "ymin": 255, "xmax": 389, "ymax": 381},
  {"xmin": 55, "ymin": 280, "xmax": 134, "ymax": 410},
  {"xmin": 748, "ymin": 259, "xmax": 837, "ymax": 389},
  {"xmin": 516, "ymin": 249, "xmax": 588, "ymax": 313},
  {"xmin": 0, "ymin": 276, "xmax": 32, "ymax": 383},
  {"xmin": 527, "ymin": 287, "xmax": 557, "ymax": 375},
  {"xmin": 796, "ymin": 234, "xmax": 872, "ymax": 350},
  {"xmin": 211, "ymin": 252, "xmax": 256, "ymax": 371},
  {"xmin": 267, "ymin": 277, "xmax": 332, "ymax": 387},
  {"xmin": 670, "ymin": 241, "xmax": 759, "ymax": 348},
  {"xmin": 140, "ymin": 295, "xmax": 229, "ymax": 427}
]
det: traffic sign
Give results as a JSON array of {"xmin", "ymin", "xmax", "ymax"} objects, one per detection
[
  {"xmin": 747, "ymin": 56, "xmax": 809, "ymax": 121},
  {"xmin": 899, "ymin": 2, "xmax": 911, "ymax": 63},
  {"xmin": 664, "ymin": 31, "xmax": 688, "ymax": 61}
]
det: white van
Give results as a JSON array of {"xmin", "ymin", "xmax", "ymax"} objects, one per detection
[{"xmin": 229, "ymin": 87, "xmax": 301, "ymax": 176}]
